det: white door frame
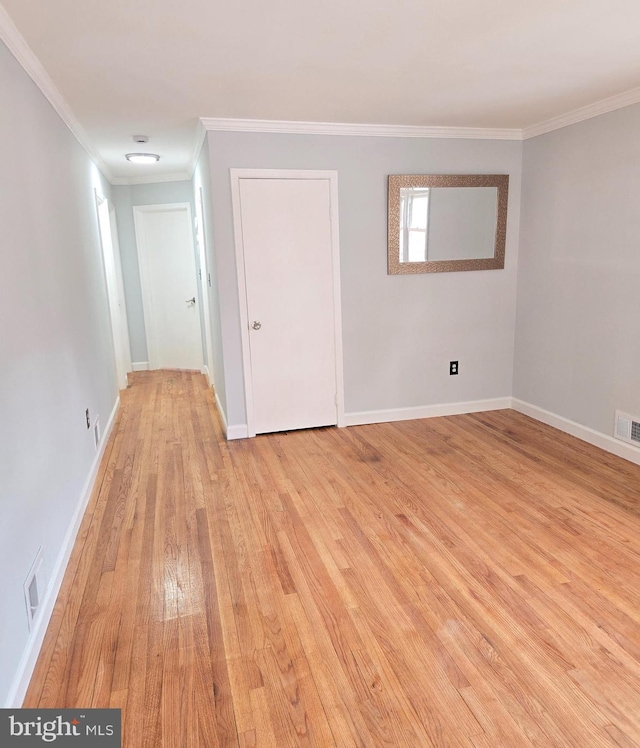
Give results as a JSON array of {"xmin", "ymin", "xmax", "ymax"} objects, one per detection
[
  {"xmin": 230, "ymin": 169, "xmax": 345, "ymax": 438},
  {"xmin": 133, "ymin": 202, "xmax": 203, "ymax": 371},
  {"xmin": 95, "ymin": 190, "xmax": 131, "ymax": 390},
  {"xmin": 109, "ymin": 204, "xmax": 132, "ymax": 375},
  {"xmin": 195, "ymin": 187, "xmax": 215, "ymax": 386}
]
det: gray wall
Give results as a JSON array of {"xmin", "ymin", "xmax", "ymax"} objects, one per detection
[
  {"xmin": 112, "ymin": 180, "xmax": 200, "ymax": 366},
  {"xmin": 207, "ymin": 131, "xmax": 522, "ymax": 428},
  {"xmin": 514, "ymin": 105, "xmax": 640, "ymax": 434},
  {"xmin": 0, "ymin": 41, "xmax": 117, "ymax": 704},
  {"xmin": 193, "ymin": 138, "xmax": 226, "ymax": 413}
]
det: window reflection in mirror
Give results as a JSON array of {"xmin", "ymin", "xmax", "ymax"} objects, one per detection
[
  {"xmin": 400, "ymin": 187, "xmax": 430, "ymax": 262},
  {"xmin": 389, "ymin": 175, "xmax": 508, "ymax": 274}
]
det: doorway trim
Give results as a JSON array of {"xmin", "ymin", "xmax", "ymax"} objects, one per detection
[
  {"xmin": 195, "ymin": 187, "xmax": 215, "ymax": 386},
  {"xmin": 133, "ymin": 202, "xmax": 203, "ymax": 371},
  {"xmin": 95, "ymin": 190, "xmax": 131, "ymax": 390},
  {"xmin": 230, "ymin": 169, "xmax": 345, "ymax": 438}
]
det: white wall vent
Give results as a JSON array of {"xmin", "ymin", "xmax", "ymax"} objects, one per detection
[
  {"xmin": 94, "ymin": 417, "xmax": 101, "ymax": 451},
  {"xmin": 614, "ymin": 410, "xmax": 640, "ymax": 446},
  {"xmin": 24, "ymin": 548, "xmax": 44, "ymax": 631}
]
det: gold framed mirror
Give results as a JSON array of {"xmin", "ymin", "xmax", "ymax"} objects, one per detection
[{"xmin": 387, "ymin": 174, "xmax": 509, "ymax": 274}]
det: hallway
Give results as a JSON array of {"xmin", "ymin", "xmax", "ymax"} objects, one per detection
[{"xmin": 25, "ymin": 371, "xmax": 640, "ymax": 747}]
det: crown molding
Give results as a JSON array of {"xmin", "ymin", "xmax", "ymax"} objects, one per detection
[
  {"xmin": 201, "ymin": 117, "xmax": 522, "ymax": 140},
  {"xmin": 0, "ymin": 5, "xmax": 113, "ymax": 180},
  {"xmin": 523, "ymin": 86, "xmax": 640, "ymax": 140},
  {"xmin": 6, "ymin": 0, "xmax": 640, "ymax": 174},
  {"xmin": 188, "ymin": 120, "xmax": 207, "ymax": 175},
  {"xmin": 110, "ymin": 171, "xmax": 192, "ymax": 186}
]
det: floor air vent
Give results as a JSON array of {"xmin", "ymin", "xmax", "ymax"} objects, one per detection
[{"xmin": 615, "ymin": 410, "xmax": 640, "ymax": 446}]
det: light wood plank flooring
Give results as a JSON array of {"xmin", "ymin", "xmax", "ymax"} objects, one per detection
[{"xmin": 25, "ymin": 370, "xmax": 640, "ymax": 747}]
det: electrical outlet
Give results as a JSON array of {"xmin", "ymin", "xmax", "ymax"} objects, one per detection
[
  {"xmin": 450, "ymin": 361, "xmax": 459, "ymax": 376},
  {"xmin": 85, "ymin": 408, "xmax": 90, "ymax": 429}
]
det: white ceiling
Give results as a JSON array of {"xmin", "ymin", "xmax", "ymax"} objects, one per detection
[{"xmin": 2, "ymin": 0, "xmax": 640, "ymax": 180}]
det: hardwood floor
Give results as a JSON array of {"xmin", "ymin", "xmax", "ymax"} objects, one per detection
[{"xmin": 25, "ymin": 370, "xmax": 640, "ymax": 747}]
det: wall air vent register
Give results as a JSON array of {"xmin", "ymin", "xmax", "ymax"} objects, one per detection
[
  {"xmin": 615, "ymin": 410, "xmax": 640, "ymax": 446},
  {"xmin": 23, "ymin": 548, "xmax": 44, "ymax": 631}
]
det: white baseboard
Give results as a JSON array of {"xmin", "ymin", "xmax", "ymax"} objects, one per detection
[
  {"xmin": 202, "ymin": 364, "xmax": 211, "ymax": 386},
  {"xmin": 131, "ymin": 361, "xmax": 149, "ymax": 371},
  {"xmin": 214, "ymin": 390, "xmax": 227, "ymax": 433},
  {"xmin": 344, "ymin": 397, "xmax": 512, "ymax": 427},
  {"xmin": 512, "ymin": 398, "xmax": 640, "ymax": 467},
  {"xmin": 226, "ymin": 424, "xmax": 249, "ymax": 440},
  {"xmin": 214, "ymin": 390, "xmax": 248, "ymax": 440},
  {"xmin": 5, "ymin": 396, "xmax": 121, "ymax": 708}
]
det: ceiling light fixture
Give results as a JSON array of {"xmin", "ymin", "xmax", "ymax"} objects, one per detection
[{"xmin": 125, "ymin": 153, "xmax": 160, "ymax": 164}]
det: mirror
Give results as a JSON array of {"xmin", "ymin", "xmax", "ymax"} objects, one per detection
[{"xmin": 388, "ymin": 174, "xmax": 509, "ymax": 274}]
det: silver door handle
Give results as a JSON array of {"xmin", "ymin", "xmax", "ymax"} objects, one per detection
[
  {"xmin": 252, "ymin": 321, "xmax": 262, "ymax": 330},
  {"xmin": 185, "ymin": 297, "xmax": 196, "ymax": 304}
]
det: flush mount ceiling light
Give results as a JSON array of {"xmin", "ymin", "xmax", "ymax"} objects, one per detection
[{"xmin": 125, "ymin": 153, "xmax": 160, "ymax": 164}]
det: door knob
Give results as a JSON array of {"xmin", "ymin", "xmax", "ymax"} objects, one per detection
[
  {"xmin": 185, "ymin": 297, "xmax": 196, "ymax": 304},
  {"xmin": 252, "ymin": 321, "xmax": 262, "ymax": 330}
]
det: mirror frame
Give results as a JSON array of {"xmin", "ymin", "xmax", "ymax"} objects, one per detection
[{"xmin": 387, "ymin": 174, "xmax": 509, "ymax": 274}]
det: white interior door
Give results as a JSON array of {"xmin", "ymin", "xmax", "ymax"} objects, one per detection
[
  {"xmin": 133, "ymin": 203, "xmax": 203, "ymax": 371},
  {"xmin": 234, "ymin": 174, "xmax": 341, "ymax": 435}
]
